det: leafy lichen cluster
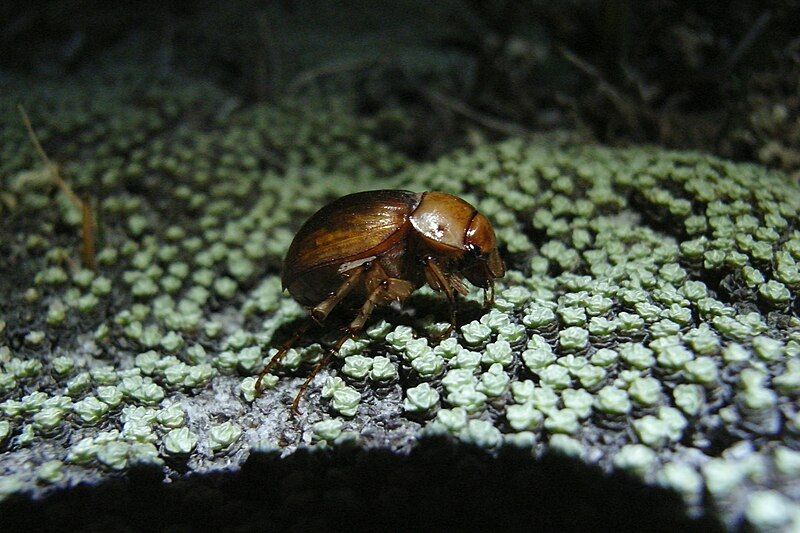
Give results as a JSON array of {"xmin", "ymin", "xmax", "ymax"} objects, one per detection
[{"xmin": 1, "ymin": 59, "xmax": 799, "ymax": 530}]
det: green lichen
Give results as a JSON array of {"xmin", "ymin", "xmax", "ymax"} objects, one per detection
[
  {"xmin": 1, "ymin": 58, "xmax": 799, "ymax": 526},
  {"xmin": 163, "ymin": 428, "xmax": 198, "ymax": 455}
]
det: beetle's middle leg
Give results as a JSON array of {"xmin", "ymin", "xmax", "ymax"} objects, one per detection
[
  {"xmin": 424, "ymin": 259, "xmax": 461, "ymax": 338},
  {"xmin": 311, "ymin": 262, "xmax": 369, "ymax": 322},
  {"xmin": 290, "ymin": 270, "xmax": 415, "ymax": 415}
]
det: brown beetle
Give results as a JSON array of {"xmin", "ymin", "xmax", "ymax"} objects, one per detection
[{"xmin": 256, "ymin": 190, "xmax": 505, "ymax": 413}]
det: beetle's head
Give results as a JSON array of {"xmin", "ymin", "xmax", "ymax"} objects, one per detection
[{"xmin": 460, "ymin": 213, "xmax": 505, "ymax": 288}]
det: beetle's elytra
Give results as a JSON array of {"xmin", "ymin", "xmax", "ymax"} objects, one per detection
[{"xmin": 257, "ymin": 189, "xmax": 506, "ymax": 413}]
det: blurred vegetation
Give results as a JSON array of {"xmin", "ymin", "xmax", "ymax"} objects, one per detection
[{"xmin": 2, "ymin": 0, "xmax": 799, "ymax": 169}]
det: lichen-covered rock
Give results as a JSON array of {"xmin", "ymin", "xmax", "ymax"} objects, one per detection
[{"xmin": 1, "ymin": 58, "xmax": 799, "ymax": 529}]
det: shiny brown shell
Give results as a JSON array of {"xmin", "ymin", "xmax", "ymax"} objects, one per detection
[
  {"xmin": 281, "ymin": 189, "xmax": 503, "ymax": 308},
  {"xmin": 282, "ymin": 190, "xmax": 421, "ymax": 304},
  {"xmin": 262, "ymin": 190, "xmax": 505, "ymax": 411}
]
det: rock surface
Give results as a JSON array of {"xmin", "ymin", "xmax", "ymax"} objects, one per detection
[{"xmin": 1, "ymin": 57, "xmax": 799, "ymax": 530}]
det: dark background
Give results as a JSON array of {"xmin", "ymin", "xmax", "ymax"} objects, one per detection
[{"xmin": 3, "ymin": 0, "xmax": 799, "ymax": 170}]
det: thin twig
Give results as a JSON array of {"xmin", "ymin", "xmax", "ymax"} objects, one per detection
[
  {"xmin": 18, "ymin": 105, "xmax": 82, "ymax": 210},
  {"xmin": 18, "ymin": 104, "xmax": 96, "ymax": 271},
  {"xmin": 80, "ymin": 200, "xmax": 96, "ymax": 271},
  {"xmin": 553, "ymin": 92, "xmax": 590, "ymax": 137},
  {"xmin": 558, "ymin": 46, "xmax": 647, "ymax": 138},
  {"xmin": 256, "ymin": 11, "xmax": 283, "ymax": 99},
  {"xmin": 725, "ymin": 11, "xmax": 771, "ymax": 72},
  {"xmin": 18, "ymin": 105, "xmax": 51, "ymax": 164},
  {"xmin": 421, "ymin": 89, "xmax": 532, "ymax": 137},
  {"xmin": 287, "ymin": 56, "xmax": 385, "ymax": 96},
  {"xmin": 62, "ymin": 254, "xmax": 78, "ymax": 272}
]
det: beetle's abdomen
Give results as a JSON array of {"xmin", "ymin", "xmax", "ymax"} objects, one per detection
[
  {"xmin": 281, "ymin": 190, "xmax": 422, "ymax": 303},
  {"xmin": 285, "ymin": 263, "xmax": 358, "ymax": 307}
]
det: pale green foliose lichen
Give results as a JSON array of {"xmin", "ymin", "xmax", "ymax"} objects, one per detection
[{"xmin": 1, "ymin": 56, "xmax": 799, "ymax": 527}]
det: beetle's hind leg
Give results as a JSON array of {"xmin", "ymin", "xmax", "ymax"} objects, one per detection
[
  {"xmin": 289, "ymin": 332, "xmax": 350, "ymax": 416},
  {"xmin": 290, "ymin": 274, "xmax": 415, "ymax": 415},
  {"xmin": 255, "ymin": 319, "xmax": 313, "ymax": 393},
  {"xmin": 257, "ymin": 265, "xmax": 368, "ymax": 395}
]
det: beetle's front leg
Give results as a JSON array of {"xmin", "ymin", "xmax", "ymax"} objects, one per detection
[{"xmin": 485, "ymin": 281, "xmax": 495, "ymax": 307}]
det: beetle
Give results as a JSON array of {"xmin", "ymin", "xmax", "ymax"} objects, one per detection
[{"xmin": 256, "ymin": 189, "xmax": 505, "ymax": 413}]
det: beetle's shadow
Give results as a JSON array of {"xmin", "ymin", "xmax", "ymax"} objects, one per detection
[
  {"xmin": 0, "ymin": 437, "xmax": 721, "ymax": 532},
  {"xmin": 402, "ymin": 292, "xmax": 488, "ymax": 327},
  {"xmin": 268, "ymin": 295, "xmax": 488, "ymax": 354}
]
